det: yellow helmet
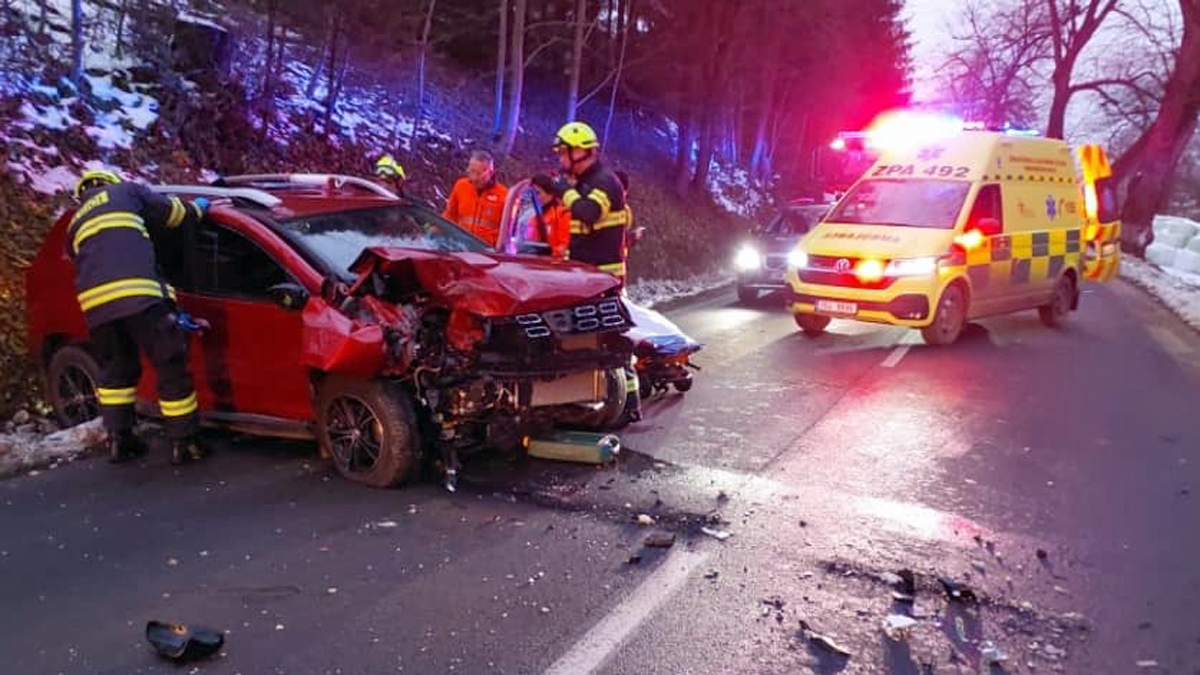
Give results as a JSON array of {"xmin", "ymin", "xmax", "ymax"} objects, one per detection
[
  {"xmin": 73, "ymin": 169, "xmax": 122, "ymax": 200},
  {"xmin": 553, "ymin": 122, "xmax": 600, "ymax": 150},
  {"xmin": 374, "ymin": 154, "xmax": 406, "ymax": 179}
]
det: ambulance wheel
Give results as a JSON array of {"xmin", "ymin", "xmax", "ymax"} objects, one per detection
[
  {"xmin": 674, "ymin": 375, "xmax": 694, "ymax": 393},
  {"xmin": 737, "ymin": 285, "xmax": 758, "ymax": 304},
  {"xmin": 1039, "ymin": 274, "xmax": 1075, "ymax": 328},
  {"xmin": 794, "ymin": 313, "xmax": 830, "ymax": 337},
  {"xmin": 316, "ymin": 376, "xmax": 419, "ymax": 488},
  {"xmin": 47, "ymin": 345, "xmax": 102, "ymax": 428},
  {"xmin": 922, "ymin": 284, "xmax": 967, "ymax": 346}
]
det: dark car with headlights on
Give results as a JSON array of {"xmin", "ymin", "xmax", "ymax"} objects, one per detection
[{"xmin": 734, "ymin": 200, "xmax": 832, "ymax": 303}]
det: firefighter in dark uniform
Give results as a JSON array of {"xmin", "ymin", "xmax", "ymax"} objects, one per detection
[
  {"xmin": 537, "ymin": 122, "xmax": 641, "ymax": 424},
  {"xmin": 68, "ymin": 169, "xmax": 210, "ymax": 464}
]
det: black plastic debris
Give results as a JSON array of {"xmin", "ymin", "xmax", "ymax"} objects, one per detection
[
  {"xmin": 146, "ymin": 621, "xmax": 224, "ymax": 662},
  {"xmin": 938, "ymin": 577, "xmax": 978, "ymax": 604},
  {"xmin": 1036, "ymin": 548, "xmax": 1049, "ymax": 561},
  {"xmin": 644, "ymin": 533, "xmax": 676, "ymax": 548},
  {"xmin": 896, "ymin": 569, "xmax": 917, "ymax": 596},
  {"xmin": 704, "ymin": 570, "xmax": 719, "ymax": 580}
]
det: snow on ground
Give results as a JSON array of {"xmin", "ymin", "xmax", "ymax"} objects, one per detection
[
  {"xmin": 626, "ymin": 271, "xmax": 733, "ymax": 309},
  {"xmin": 1121, "ymin": 257, "xmax": 1200, "ymax": 331},
  {"xmin": 0, "ymin": 418, "xmax": 102, "ymax": 479}
]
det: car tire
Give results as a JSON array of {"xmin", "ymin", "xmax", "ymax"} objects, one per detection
[
  {"xmin": 1038, "ymin": 274, "xmax": 1075, "ymax": 328},
  {"xmin": 570, "ymin": 367, "xmax": 627, "ymax": 430},
  {"xmin": 737, "ymin": 285, "xmax": 758, "ymax": 304},
  {"xmin": 794, "ymin": 313, "xmax": 830, "ymax": 337},
  {"xmin": 921, "ymin": 284, "xmax": 967, "ymax": 346},
  {"xmin": 315, "ymin": 376, "xmax": 419, "ymax": 488},
  {"xmin": 47, "ymin": 345, "xmax": 103, "ymax": 429}
]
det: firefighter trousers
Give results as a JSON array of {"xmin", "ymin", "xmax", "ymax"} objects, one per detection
[{"xmin": 90, "ymin": 302, "xmax": 199, "ymax": 439}]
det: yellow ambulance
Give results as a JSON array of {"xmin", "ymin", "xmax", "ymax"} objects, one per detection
[{"xmin": 786, "ymin": 126, "xmax": 1122, "ymax": 345}]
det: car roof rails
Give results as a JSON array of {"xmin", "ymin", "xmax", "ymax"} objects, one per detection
[
  {"xmin": 215, "ymin": 173, "xmax": 399, "ymax": 199},
  {"xmin": 149, "ymin": 185, "xmax": 282, "ymax": 208}
]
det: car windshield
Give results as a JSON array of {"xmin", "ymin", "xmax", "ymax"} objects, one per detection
[
  {"xmin": 763, "ymin": 206, "xmax": 829, "ymax": 236},
  {"xmin": 827, "ymin": 179, "xmax": 970, "ymax": 229},
  {"xmin": 277, "ymin": 205, "xmax": 488, "ymax": 275}
]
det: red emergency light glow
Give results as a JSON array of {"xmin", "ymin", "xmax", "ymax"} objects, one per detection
[
  {"xmin": 864, "ymin": 111, "xmax": 963, "ymax": 152},
  {"xmin": 954, "ymin": 230, "xmax": 985, "ymax": 250},
  {"xmin": 854, "ymin": 259, "xmax": 886, "ymax": 283}
]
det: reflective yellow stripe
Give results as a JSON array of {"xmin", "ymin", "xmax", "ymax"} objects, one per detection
[
  {"xmin": 159, "ymin": 392, "xmax": 198, "ymax": 417},
  {"xmin": 97, "ymin": 387, "xmax": 137, "ymax": 406},
  {"xmin": 72, "ymin": 213, "xmax": 147, "ymax": 253},
  {"xmin": 588, "ymin": 188, "xmax": 612, "ymax": 214},
  {"xmin": 598, "ymin": 262, "xmax": 626, "ymax": 276},
  {"xmin": 166, "ymin": 197, "xmax": 186, "ymax": 228},
  {"xmin": 77, "ymin": 278, "xmax": 165, "ymax": 312},
  {"xmin": 563, "ymin": 189, "xmax": 582, "ymax": 208},
  {"xmin": 594, "ymin": 211, "xmax": 629, "ymax": 230},
  {"xmin": 192, "ymin": 202, "xmax": 203, "ymax": 220}
]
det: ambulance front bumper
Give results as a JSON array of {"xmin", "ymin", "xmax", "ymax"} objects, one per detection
[{"xmin": 787, "ymin": 272, "xmax": 939, "ymax": 326}]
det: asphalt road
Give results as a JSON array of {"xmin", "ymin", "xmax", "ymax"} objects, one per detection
[{"xmin": 2, "ymin": 279, "xmax": 1199, "ymax": 675}]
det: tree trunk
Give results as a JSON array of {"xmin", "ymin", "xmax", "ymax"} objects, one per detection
[
  {"xmin": 262, "ymin": 0, "xmax": 277, "ymax": 100},
  {"xmin": 601, "ymin": 0, "xmax": 631, "ymax": 146},
  {"xmin": 500, "ymin": 0, "xmax": 527, "ymax": 155},
  {"xmin": 411, "ymin": 0, "xmax": 437, "ymax": 147},
  {"xmin": 322, "ymin": 14, "xmax": 343, "ymax": 137},
  {"xmin": 115, "ymin": 0, "xmax": 127, "ymax": 58},
  {"xmin": 749, "ymin": 10, "xmax": 781, "ymax": 178},
  {"xmin": 70, "ymin": 0, "xmax": 84, "ymax": 88},
  {"xmin": 1117, "ymin": 0, "xmax": 1200, "ymax": 254},
  {"xmin": 1044, "ymin": 70, "xmax": 1073, "ymax": 139},
  {"xmin": 566, "ymin": 0, "xmax": 585, "ymax": 121},
  {"xmin": 691, "ymin": 4, "xmax": 736, "ymax": 192},
  {"xmin": 305, "ymin": 35, "xmax": 327, "ymax": 99},
  {"xmin": 492, "ymin": 0, "xmax": 509, "ymax": 138}
]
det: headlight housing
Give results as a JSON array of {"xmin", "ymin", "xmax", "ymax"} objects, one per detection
[
  {"xmin": 787, "ymin": 249, "xmax": 808, "ymax": 269},
  {"xmin": 884, "ymin": 257, "xmax": 938, "ymax": 276},
  {"xmin": 734, "ymin": 244, "xmax": 763, "ymax": 271}
]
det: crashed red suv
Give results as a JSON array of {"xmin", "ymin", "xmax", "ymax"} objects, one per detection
[{"xmin": 26, "ymin": 174, "xmax": 633, "ymax": 487}]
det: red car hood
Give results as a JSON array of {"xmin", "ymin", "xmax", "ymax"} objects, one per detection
[{"xmin": 349, "ymin": 247, "xmax": 622, "ymax": 316}]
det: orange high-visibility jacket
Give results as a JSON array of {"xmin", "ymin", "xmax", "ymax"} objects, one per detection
[{"xmin": 443, "ymin": 178, "xmax": 508, "ymax": 246}]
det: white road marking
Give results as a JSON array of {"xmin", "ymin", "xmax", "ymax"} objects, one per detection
[
  {"xmin": 542, "ymin": 547, "xmax": 711, "ymax": 675},
  {"xmin": 881, "ymin": 344, "xmax": 911, "ymax": 368}
]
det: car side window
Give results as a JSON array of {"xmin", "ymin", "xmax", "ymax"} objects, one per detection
[
  {"xmin": 194, "ymin": 222, "xmax": 289, "ymax": 299},
  {"xmin": 966, "ymin": 184, "xmax": 1003, "ymax": 230},
  {"xmin": 153, "ymin": 220, "xmax": 192, "ymax": 291}
]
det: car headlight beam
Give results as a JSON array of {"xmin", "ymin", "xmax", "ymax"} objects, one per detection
[{"xmin": 734, "ymin": 245, "xmax": 763, "ymax": 271}]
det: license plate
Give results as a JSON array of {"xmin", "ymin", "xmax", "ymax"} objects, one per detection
[{"xmin": 815, "ymin": 299, "xmax": 857, "ymax": 316}]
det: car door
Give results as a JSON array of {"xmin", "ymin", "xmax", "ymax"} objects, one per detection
[
  {"xmin": 960, "ymin": 183, "xmax": 1011, "ymax": 315},
  {"xmin": 180, "ymin": 218, "xmax": 313, "ymax": 423}
]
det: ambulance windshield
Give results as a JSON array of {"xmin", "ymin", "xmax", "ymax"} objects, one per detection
[{"xmin": 828, "ymin": 179, "xmax": 970, "ymax": 229}]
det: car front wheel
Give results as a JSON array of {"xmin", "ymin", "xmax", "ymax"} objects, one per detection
[
  {"xmin": 316, "ymin": 376, "xmax": 419, "ymax": 488},
  {"xmin": 921, "ymin": 284, "xmax": 967, "ymax": 345},
  {"xmin": 794, "ymin": 313, "xmax": 830, "ymax": 337},
  {"xmin": 47, "ymin": 345, "xmax": 102, "ymax": 428}
]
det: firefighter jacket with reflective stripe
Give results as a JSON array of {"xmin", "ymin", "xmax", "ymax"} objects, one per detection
[
  {"xmin": 563, "ymin": 161, "xmax": 630, "ymax": 277},
  {"xmin": 443, "ymin": 178, "xmax": 508, "ymax": 246},
  {"xmin": 66, "ymin": 183, "xmax": 203, "ymax": 328}
]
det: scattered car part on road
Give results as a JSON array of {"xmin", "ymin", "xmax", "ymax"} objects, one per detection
[{"xmin": 145, "ymin": 620, "xmax": 224, "ymax": 662}]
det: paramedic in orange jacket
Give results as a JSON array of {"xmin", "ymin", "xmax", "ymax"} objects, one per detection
[
  {"xmin": 529, "ymin": 174, "xmax": 572, "ymax": 260},
  {"xmin": 443, "ymin": 150, "xmax": 508, "ymax": 246}
]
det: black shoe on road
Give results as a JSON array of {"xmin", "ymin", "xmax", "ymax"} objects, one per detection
[{"xmin": 171, "ymin": 437, "xmax": 211, "ymax": 465}]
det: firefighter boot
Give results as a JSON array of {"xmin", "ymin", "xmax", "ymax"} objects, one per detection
[
  {"xmin": 170, "ymin": 436, "xmax": 210, "ymax": 465},
  {"xmin": 108, "ymin": 430, "xmax": 148, "ymax": 463}
]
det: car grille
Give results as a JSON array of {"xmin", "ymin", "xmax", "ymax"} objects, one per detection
[
  {"xmin": 797, "ymin": 255, "xmax": 896, "ymax": 290},
  {"xmin": 764, "ymin": 254, "xmax": 787, "ymax": 270},
  {"xmin": 511, "ymin": 298, "xmax": 629, "ymax": 339}
]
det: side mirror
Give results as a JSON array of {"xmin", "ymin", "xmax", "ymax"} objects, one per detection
[
  {"xmin": 269, "ymin": 282, "xmax": 309, "ymax": 311},
  {"xmin": 976, "ymin": 217, "xmax": 1002, "ymax": 237}
]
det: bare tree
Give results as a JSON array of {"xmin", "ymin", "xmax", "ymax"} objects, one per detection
[
  {"xmin": 500, "ymin": 0, "xmax": 527, "ymax": 155},
  {"xmin": 1043, "ymin": 0, "xmax": 1121, "ymax": 138},
  {"xmin": 321, "ymin": 11, "xmax": 345, "ymax": 136},
  {"xmin": 411, "ymin": 0, "xmax": 437, "ymax": 147},
  {"xmin": 1116, "ymin": 0, "xmax": 1200, "ymax": 252},
  {"xmin": 492, "ymin": 0, "xmax": 508, "ymax": 138},
  {"xmin": 601, "ymin": 0, "xmax": 632, "ymax": 145},
  {"xmin": 566, "ymin": 0, "xmax": 586, "ymax": 121},
  {"xmin": 70, "ymin": 0, "xmax": 84, "ymax": 88}
]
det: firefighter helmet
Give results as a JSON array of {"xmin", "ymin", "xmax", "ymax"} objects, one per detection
[
  {"xmin": 374, "ymin": 154, "xmax": 406, "ymax": 179},
  {"xmin": 73, "ymin": 169, "xmax": 122, "ymax": 200},
  {"xmin": 553, "ymin": 122, "xmax": 600, "ymax": 151}
]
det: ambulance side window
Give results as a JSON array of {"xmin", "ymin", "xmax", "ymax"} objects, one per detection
[{"xmin": 966, "ymin": 184, "xmax": 1003, "ymax": 232}]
